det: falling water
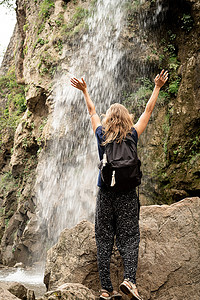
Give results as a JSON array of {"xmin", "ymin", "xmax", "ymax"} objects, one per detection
[{"xmin": 35, "ymin": 0, "xmax": 127, "ymax": 245}]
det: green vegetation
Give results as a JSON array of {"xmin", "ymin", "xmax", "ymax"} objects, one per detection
[
  {"xmin": 5, "ymin": 218, "xmax": 10, "ymax": 228},
  {"xmin": 34, "ymin": 38, "xmax": 49, "ymax": 49},
  {"xmin": 122, "ymin": 77, "xmax": 170, "ymax": 120},
  {"xmin": 0, "ymin": 67, "xmax": 26, "ymax": 144},
  {"xmin": 162, "ymin": 112, "xmax": 171, "ymax": 156},
  {"xmin": 39, "ymin": 117, "xmax": 47, "ymax": 132},
  {"xmin": 35, "ymin": 0, "xmax": 55, "ymax": 35},
  {"xmin": 0, "ymin": 171, "xmax": 18, "ymax": 193},
  {"xmin": 39, "ymin": 0, "xmax": 55, "ymax": 20},
  {"xmin": 181, "ymin": 14, "xmax": 193, "ymax": 32},
  {"xmin": 37, "ymin": 51, "xmax": 57, "ymax": 77},
  {"xmin": 171, "ymin": 131, "xmax": 200, "ymax": 164},
  {"xmin": 125, "ymin": 0, "xmax": 140, "ymax": 13},
  {"xmin": 125, "ymin": 1, "xmax": 139, "ymax": 25},
  {"xmin": 160, "ymin": 31, "xmax": 181, "ymax": 96},
  {"xmin": 55, "ymin": 14, "xmax": 64, "ymax": 27},
  {"xmin": 125, "ymin": 0, "xmax": 153, "ymax": 26},
  {"xmin": 122, "ymin": 78, "xmax": 151, "ymax": 119},
  {"xmin": 53, "ymin": 39, "xmax": 63, "ymax": 55},
  {"xmin": 168, "ymin": 77, "xmax": 181, "ymax": 96},
  {"xmin": 23, "ymin": 44, "xmax": 29, "ymax": 55},
  {"xmin": 61, "ymin": 7, "xmax": 90, "ymax": 39},
  {"xmin": 168, "ymin": 55, "xmax": 179, "ymax": 71},
  {"xmin": 23, "ymin": 23, "xmax": 29, "ymax": 32},
  {"xmin": 188, "ymin": 135, "xmax": 199, "ymax": 159},
  {"xmin": 37, "ymin": 23, "xmax": 45, "ymax": 35},
  {"xmin": 173, "ymin": 145, "xmax": 184, "ymax": 156},
  {"xmin": 0, "ymin": 0, "xmax": 15, "ymax": 9},
  {"xmin": 55, "ymin": 19, "xmax": 62, "ymax": 27}
]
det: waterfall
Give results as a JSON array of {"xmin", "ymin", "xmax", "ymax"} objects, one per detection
[{"xmin": 35, "ymin": 0, "xmax": 127, "ymax": 246}]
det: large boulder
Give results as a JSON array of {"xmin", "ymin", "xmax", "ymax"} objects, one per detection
[
  {"xmin": 39, "ymin": 283, "xmax": 95, "ymax": 300},
  {"xmin": 44, "ymin": 220, "xmax": 123, "ymax": 293},
  {"xmin": 7, "ymin": 282, "xmax": 28, "ymax": 300},
  {"xmin": 138, "ymin": 197, "xmax": 200, "ymax": 299},
  {"xmin": 44, "ymin": 197, "xmax": 200, "ymax": 300}
]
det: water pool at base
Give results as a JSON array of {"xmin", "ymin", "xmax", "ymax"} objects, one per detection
[{"xmin": 0, "ymin": 267, "xmax": 46, "ymax": 297}]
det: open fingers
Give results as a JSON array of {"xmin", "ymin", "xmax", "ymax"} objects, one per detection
[
  {"xmin": 162, "ymin": 71, "xmax": 168, "ymax": 82},
  {"xmin": 159, "ymin": 70, "xmax": 168, "ymax": 81},
  {"xmin": 70, "ymin": 76, "xmax": 87, "ymax": 92},
  {"xmin": 154, "ymin": 69, "xmax": 168, "ymax": 87},
  {"xmin": 160, "ymin": 69, "xmax": 164, "ymax": 76},
  {"xmin": 70, "ymin": 83, "xmax": 77, "ymax": 88},
  {"xmin": 70, "ymin": 77, "xmax": 80, "ymax": 84},
  {"xmin": 162, "ymin": 70, "xmax": 168, "ymax": 77},
  {"xmin": 81, "ymin": 77, "xmax": 86, "ymax": 85}
]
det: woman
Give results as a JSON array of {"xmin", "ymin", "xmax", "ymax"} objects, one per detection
[{"xmin": 70, "ymin": 70, "xmax": 168, "ymax": 300}]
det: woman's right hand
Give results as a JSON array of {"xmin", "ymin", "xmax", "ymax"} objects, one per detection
[
  {"xmin": 70, "ymin": 77, "xmax": 87, "ymax": 93},
  {"xmin": 154, "ymin": 69, "xmax": 168, "ymax": 88}
]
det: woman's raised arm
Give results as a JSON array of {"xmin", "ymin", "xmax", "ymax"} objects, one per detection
[
  {"xmin": 70, "ymin": 77, "xmax": 101, "ymax": 133},
  {"xmin": 134, "ymin": 69, "xmax": 168, "ymax": 138}
]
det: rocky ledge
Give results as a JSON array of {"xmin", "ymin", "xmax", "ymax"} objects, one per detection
[{"xmin": 43, "ymin": 197, "xmax": 200, "ymax": 300}]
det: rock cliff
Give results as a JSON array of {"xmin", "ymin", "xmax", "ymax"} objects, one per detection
[{"xmin": 0, "ymin": 0, "xmax": 199, "ymax": 266}]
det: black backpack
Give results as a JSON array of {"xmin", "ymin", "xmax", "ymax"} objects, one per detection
[{"xmin": 98, "ymin": 134, "xmax": 142, "ymax": 191}]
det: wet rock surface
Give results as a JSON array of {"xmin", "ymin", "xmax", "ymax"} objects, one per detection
[{"xmin": 44, "ymin": 197, "xmax": 200, "ymax": 300}]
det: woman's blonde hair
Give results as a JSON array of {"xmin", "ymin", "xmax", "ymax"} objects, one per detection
[{"xmin": 102, "ymin": 103, "xmax": 133, "ymax": 145}]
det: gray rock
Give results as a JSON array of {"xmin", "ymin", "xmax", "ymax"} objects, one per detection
[
  {"xmin": 44, "ymin": 220, "xmax": 101, "ymax": 291},
  {"xmin": 1, "ymin": 282, "xmax": 35, "ymax": 300},
  {"xmin": 0, "ymin": 283, "xmax": 21, "ymax": 300},
  {"xmin": 41, "ymin": 283, "xmax": 95, "ymax": 300},
  {"xmin": 44, "ymin": 220, "xmax": 123, "ymax": 293},
  {"xmin": 14, "ymin": 262, "xmax": 25, "ymax": 268},
  {"xmin": 138, "ymin": 197, "xmax": 200, "ymax": 300},
  {"xmin": 7, "ymin": 282, "xmax": 28, "ymax": 300},
  {"xmin": 27, "ymin": 289, "xmax": 35, "ymax": 300},
  {"xmin": 44, "ymin": 197, "xmax": 200, "ymax": 300}
]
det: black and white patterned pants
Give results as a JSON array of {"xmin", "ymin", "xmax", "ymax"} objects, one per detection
[{"xmin": 95, "ymin": 187, "xmax": 140, "ymax": 292}]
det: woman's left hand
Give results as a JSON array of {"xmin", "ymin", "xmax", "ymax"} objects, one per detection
[
  {"xmin": 154, "ymin": 69, "xmax": 168, "ymax": 88},
  {"xmin": 70, "ymin": 77, "xmax": 87, "ymax": 92}
]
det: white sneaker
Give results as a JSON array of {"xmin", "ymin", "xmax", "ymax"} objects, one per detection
[{"xmin": 119, "ymin": 279, "xmax": 142, "ymax": 300}]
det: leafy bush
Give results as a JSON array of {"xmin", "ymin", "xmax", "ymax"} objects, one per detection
[{"xmin": 168, "ymin": 77, "xmax": 181, "ymax": 96}]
